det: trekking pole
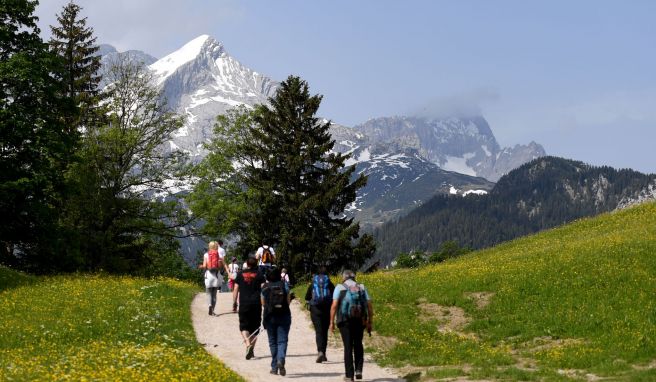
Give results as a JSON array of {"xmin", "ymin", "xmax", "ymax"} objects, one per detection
[{"xmin": 244, "ymin": 326, "xmax": 264, "ymax": 344}]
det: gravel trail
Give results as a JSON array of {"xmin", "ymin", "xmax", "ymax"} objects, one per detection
[{"xmin": 192, "ymin": 292, "xmax": 402, "ymax": 381}]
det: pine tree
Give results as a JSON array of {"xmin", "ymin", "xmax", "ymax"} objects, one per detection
[
  {"xmin": 0, "ymin": 0, "xmax": 73, "ymax": 269},
  {"xmin": 191, "ymin": 75, "xmax": 374, "ymax": 275},
  {"xmin": 49, "ymin": 1, "xmax": 101, "ymax": 130}
]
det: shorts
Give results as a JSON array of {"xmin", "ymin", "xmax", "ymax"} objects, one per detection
[{"xmin": 238, "ymin": 304, "xmax": 262, "ymax": 333}]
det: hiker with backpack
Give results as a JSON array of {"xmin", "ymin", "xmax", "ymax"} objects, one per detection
[
  {"xmin": 261, "ymin": 267, "xmax": 292, "ymax": 376},
  {"xmin": 256, "ymin": 242, "xmax": 276, "ymax": 273},
  {"xmin": 304, "ymin": 266, "xmax": 335, "ymax": 363},
  {"xmin": 199, "ymin": 241, "xmax": 229, "ymax": 316},
  {"xmin": 329, "ymin": 270, "xmax": 374, "ymax": 382},
  {"xmin": 227, "ymin": 257, "xmax": 240, "ymax": 291},
  {"xmin": 233, "ymin": 257, "xmax": 267, "ymax": 360}
]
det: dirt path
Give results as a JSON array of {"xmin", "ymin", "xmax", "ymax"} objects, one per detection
[{"xmin": 192, "ymin": 292, "xmax": 402, "ymax": 381}]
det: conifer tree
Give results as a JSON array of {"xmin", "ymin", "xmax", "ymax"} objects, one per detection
[
  {"xmin": 191, "ymin": 76, "xmax": 375, "ymax": 275},
  {"xmin": 49, "ymin": 1, "xmax": 101, "ymax": 130},
  {"xmin": 0, "ymin": 0, "xmax": 73, "ymax": 269}
]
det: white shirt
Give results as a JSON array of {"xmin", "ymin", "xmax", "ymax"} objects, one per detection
[
  {"xmin": 203, "ymin": 252, "xmax": 223, "ymax": 288},
  {"xmin": 256, "ymin": 245, "xmax": 275, "ymax": 265},
  {"xmin": 218, "ymin": 246, "xmax": 226, "ymax": 260},
  {"xmin": 228, "ymin": 263, "xmax": 239, "ymax": 279}
]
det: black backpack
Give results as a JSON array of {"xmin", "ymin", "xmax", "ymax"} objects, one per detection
[{"xmin": 265, "ymin": 281, "xmax": 287, "ymax": 315}]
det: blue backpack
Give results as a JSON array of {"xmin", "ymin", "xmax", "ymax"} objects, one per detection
[
  {"xmin": 337, "ymin": 283, "xmax": 368, "ymax": 323},
  {"xmin": 311, "ymin": 274, "xmax": 331, "ymax": 305}
]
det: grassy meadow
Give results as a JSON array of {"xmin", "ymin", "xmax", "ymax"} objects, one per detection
[
  {"xmin": 358, "ymin": 202, "xmax": 656, "ymax": 381},
  {"xmin": 0, "ymin": 270, "xmax": 242, "ymax": 381}
]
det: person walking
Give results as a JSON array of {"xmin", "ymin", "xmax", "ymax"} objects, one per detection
[
  {"xmin": 329, "ymin": 270, "xmax": 374, "ymax": 381},
  {"xmin": 232, "ymin": 257, "xmax": 266, "ymax": 360},
  {"xmin": 227, "ymin": 257, "xmax": 240, "ymax": 291},
  {"xmin": 261, "ymin": 267, "xmax": 292, "ymax": 376},
  {"xmin": 199, "ymin": 241, "xmax": 229, "ymax": 316},
  {"xmin": 304, "ymin": 266, "xmax": 334, "ymax": 363},
  {"xmin": 255, "ymin": 241, "xmax": 276, "ymax": 273}
]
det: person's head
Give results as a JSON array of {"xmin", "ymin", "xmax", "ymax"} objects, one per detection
[
  {"xmin": 208, "ymin": 241, "xmax": 218, "ymax": 250},
  {"xmin": 341, "ymin": 269, "xmax": 356, "ymax": 281},
  {"xmin": 218, "ymin": 240, "xmax": 224, "ymax": 246},
  {"xmin": 246, "ymin": 257, "xmax": 257, "ymax": 269},
  {"xmin": 281, "ymin": 268, "xmax": 287, "ymax": 274},
  {"xmin": 266, "ymin": 267, "xmax": 282, "ymax": 282},
  {"xmin": 318, "ymin": 266, "xmax": 328, "ymax": 275},
  {"xmin": 231, "ymin": 257, "xmax": 237, "ymax": 263}
]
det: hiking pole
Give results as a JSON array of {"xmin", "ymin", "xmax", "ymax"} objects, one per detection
[{"xmin": 244, "ymin": 326, "xmax": 264, "ymax": 344}]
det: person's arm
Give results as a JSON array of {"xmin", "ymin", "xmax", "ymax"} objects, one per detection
[
  {"xmin": 199, "ymin": 253, "xmax": 208, "ymax": 269},
  {"xmin": 366, "ymin": 301, "xmax": 374, "ymax": 333},
  {"xmin": 328, "ymin": 299, "xmax": 339, "ymax": 332},
  {"xmin": 232, "ymin": 284, "xmax": 240, "ymax": 311}
]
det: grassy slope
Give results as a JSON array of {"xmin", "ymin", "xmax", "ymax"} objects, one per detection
[
  {"xmin": 0, "ymin": 270, "xmax": 242, "ymax": 381},
  {"xmin": 359, "ymin": 202, "xmax": 656, "ymax": 381}
]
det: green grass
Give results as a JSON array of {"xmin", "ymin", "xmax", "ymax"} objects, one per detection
[
  {"xmin": 0, "ymin": 271, "xmax": 243, "ymax": 381},
  {"xmin": 358, "ymin": 201, "xmax": 656, "ymax": 381}
]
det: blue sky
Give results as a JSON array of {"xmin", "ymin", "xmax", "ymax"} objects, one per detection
[{"xmin": 36, "ymin": 0, "xmax": 656, "ymax": 173}]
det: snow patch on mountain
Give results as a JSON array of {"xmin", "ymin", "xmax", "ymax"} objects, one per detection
[{"xmin": 151, "ymin": 35, "xmax": 211, "ymax": 84}]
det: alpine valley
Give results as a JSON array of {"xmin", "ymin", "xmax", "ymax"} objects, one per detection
[{"xmin": 99, "ymin": 35, "xmax": 543, "ymax": 233}]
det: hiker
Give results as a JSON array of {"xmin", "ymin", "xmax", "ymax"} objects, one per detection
[
  {"xmin": 256, "ymin": 241, "xmax": 276, "ymax": 273},
  {"xmin": 199, "ymin": 241, "xmax": 229, "ymax": 316},
  {"xmin": 227, "ymin": 257, "xmax": 240, "ymax": 291},
  {"xmin": 329, "ymin": 270, "xmax": 374, "ymax": 381},
  {"xmin": 280, "ymin": 267, "xmax": 291, "ymax": 287},
  {"xmin": 261, "ymin": 267, "xmax": 292, "ymax": 376},
  {"xmin": 233, "ymin": 257, "xmax": 266, "ymax": 360},
  {"xmin": 217, "ymin": 240, "xmax": 228, "ymax": 292},
  {"xmin": 304, "ymin": 266, "xmax": 334, "ymax": 363}
]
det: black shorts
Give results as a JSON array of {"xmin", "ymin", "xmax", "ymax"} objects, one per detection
[{"xmin": 238, "ymin": 304, "xmax": 262, "ymax": 333}]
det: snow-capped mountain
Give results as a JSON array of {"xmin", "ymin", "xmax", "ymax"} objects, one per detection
[
  {"xmin": 354, "ymin": 116, "xmax": 545, "ymax": 182},
  {"xmin": 148, "ymin": 35, "xmax": 278, "ymax": 160},
  {"xmin": 98, "ymin": 35, "xmax": 541, "ymax": 232},
  {"xmin": 346, "ymin": 148, "xmax": 494, "ymax": 228}
]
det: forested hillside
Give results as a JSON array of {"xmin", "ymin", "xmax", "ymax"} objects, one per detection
[{"xmin": 373, "ymin": 156, "xmax": 656, "ymax": 264}]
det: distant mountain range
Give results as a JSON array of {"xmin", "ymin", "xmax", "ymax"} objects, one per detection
[
  {"xmin": 371, "ymin": 156, "xmax": 656, "ymax": 266},
  {"xmin": 98, "ymin": 35, "xmax": 549, "ymax": 259}
]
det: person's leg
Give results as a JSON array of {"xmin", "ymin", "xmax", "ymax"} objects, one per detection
[
  {"xmin": 276, "ymin": 314, "xmax": 291, "ymax": 374},
  {"xmin": 267, "ymin": 319, "xmax": 279, "ymax": 372},
  {"xmin": 352, "ymin": 321, "xmax": 365, "ymax": 378},
  {"xmin": 210, "ymin": 287, "xmax": 218, "ymax": 313},
  {"xmin": 310, "ymin": 305, "xmax": 324, "ymax": 354},
  {"xmin": 319, "ymin": 306, "xmax": 331, "ymax": 355},
  {"xmin": 338, "ymin": 323, "xmax": 354, "ymax": 379}
]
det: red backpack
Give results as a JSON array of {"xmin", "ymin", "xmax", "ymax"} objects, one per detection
[{"xmin": 208, "ymin": 249, "xmax": 222, "ymax": 271}]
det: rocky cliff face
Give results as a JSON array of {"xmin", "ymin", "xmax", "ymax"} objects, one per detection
[{"xmin": 354, "ymin": 116, "xmax": 545, "ymax": 182}]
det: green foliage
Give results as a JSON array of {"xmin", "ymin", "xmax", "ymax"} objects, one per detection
[
  {"xmin": 0, "ymin": 0, "xmax": 76, "ymax": 269},
  {"xmin": 49, "ymin": 1, "xmax": 102, "ymax": 129},
  {"xmin": 427, "ymin": 240, "xmax": 471, "ymax": 263},
  {"xmin": 0, "ymin": 273, "xmax": 242, "ymax": 380},
  {"xmin": 190, "ymin": 76, "xmax": 372, "ymax": 275},
  {"xmin": 361, "ymin": 202, "xmax": 656, "ymax": 380},
  {"xmin": 394, "ymin": 253, "xmax": 424, "ymax": 268},
  {"xmin": 60, "ymin": 58, "xmax": 192, "ymax": 273}
]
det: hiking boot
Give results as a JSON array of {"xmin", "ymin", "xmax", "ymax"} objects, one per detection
[
  {"xmin": 270, "ymin": 368, "xmax": 278, "ymax": 375},
  {"xmin": 245, "ymin": 344, "xmax": 254, "ymax": 360},
  {"xmin": 321, "ymin": 353, "xmax": 328, "ymax": 362},
  {"xmin": 208, "ymin": 306, "xmax": 213, "ymax": 315},
  {"xmin": 316, "ymin": 351, "xmax": 324, "ymax": 363},
  {"xmin": 343, "ymin": 377, "xmax": 354, "ymax": 382},
  {"xmin": 355, "ymin": 371, "xmax": 363, "ymax": 380},
  {"xmin": 277, "ymin": 361, "xmax": 286, "ymax": 376}
]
